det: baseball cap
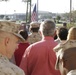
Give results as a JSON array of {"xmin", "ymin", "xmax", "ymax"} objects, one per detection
[{"xmin": 0, "ymin": 21, "xmax": 25, "ymax": 41}]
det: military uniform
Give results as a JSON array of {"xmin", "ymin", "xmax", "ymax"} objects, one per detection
[
  {"xmin": 54, "ymin": 40, "xmax": 76, "ymax": 52},
  {"xmin": 53, "ymin": 40, "xmax": 76, "ymax": 70},
  {"xmin": 0, "ymin": 21, "xmax": 25, "ymax": 75},
  {"xmin": 67, "ymin": 70, "xmax": 76, "ymax": 75},
  {"xmin": 0, "ymin": 54, "xmax": 25, "ymax": 75},
  {"xmin": 28, "ymin": 32, "xmax": 41, "ymax": 44},
  {"xmin": 28, "ymin": 21, "xmax": 41, "ymax": 44}
]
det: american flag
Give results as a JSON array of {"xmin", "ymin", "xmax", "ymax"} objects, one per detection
[{"xmin": 31, "ymin": 4, "xmax": 37, "ymax": 22}]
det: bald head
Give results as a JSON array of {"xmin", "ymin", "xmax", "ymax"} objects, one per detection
[
  {"xmin": 63, "ymin": 47, "xmax": 76, "ymax": 60},
  {"xmin": 54, "ymin": 40, "xmax": 76, "ymax": 75},
  {"xmin": 63, "ymin": 47, "xmax": 76, "ymax": 71}
]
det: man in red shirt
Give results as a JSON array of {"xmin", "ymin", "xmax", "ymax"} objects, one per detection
[{"xmin": 20, "ymin": 20, "xmax": 61, "ymax": 75}]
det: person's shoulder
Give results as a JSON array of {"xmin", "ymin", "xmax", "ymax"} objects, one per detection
[
  {"xmin": 0, "ymin": 56, "xmax": 25, "ymax": 75},
  {"xmin": 27, "ymin": 40, "xmax": 41, "ymax": 48},
  {"xmin": 54, "ymin": 40, "xmax": 76, "ymax": 52},
  {"xmin": 10, "ymin": 63, "xmax": 25, "ymax": 75},
  {"xmin": 28, "ymin": 33, "xmax": 34, "ymax": 38}
]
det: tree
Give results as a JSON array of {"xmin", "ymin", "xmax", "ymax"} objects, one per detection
[
  {"xmin": 22, "ymin": 0, "xmax": 31, "ymax": 23},
  {"xmin": 56, "ymin": 15, "xmax": 61, "ymax": 23},
  {"xmin": 0, "ymin": 0, "xmax": 9, "ymax": 1},
  {"xmin": 62, "ymin": 10, "xmax": 76, "ymax": 22},
  {"xmin": 22, "ymin": 0, "xmax": 30, "ymax": 2},
  {"xmin": 0, "ymin": 15, "xmax": 4, "ymax": 19},
  {"xmin": 4, "ymin": 15, "xmax": 10, "ymax": 20}
]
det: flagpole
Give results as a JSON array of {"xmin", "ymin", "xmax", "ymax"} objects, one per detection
[{"xmin": 37, "ymin": 0, "xmax": 38, "ymax": 22}]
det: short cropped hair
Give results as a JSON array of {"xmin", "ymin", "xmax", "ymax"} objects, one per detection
[
  {"xmin": 63, "ymin": 47, "xmax": 76, "ymax": 70},
  {"xmin": 19, "ymin": 30, "xmax": 28, "ymax": 40},
  {"xmin": 29, "ymin": 22, "xmax": 40, "ymax": 32},
  {"xmin": 30, "ymin": 27, "xmax": 39, "ymax": 32},
  {"xmin": 54, "ymin": 40, "xmax": 76, "ymax": 70},
  {"xmin": 39, "ymin": 20, "xmax": 56, "ymax": 36},
  {"xmin": 58, "ymin": 27, "xmax": 68, "ymax": 40}
]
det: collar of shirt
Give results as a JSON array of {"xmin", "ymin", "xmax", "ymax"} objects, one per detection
[
  {"xmin": 0, "ymin": 53, "xmax": 9, "ymax": 61},
  {"xmin": 42, "ymin": 36, "xmax": 54, "ymax": 41}
]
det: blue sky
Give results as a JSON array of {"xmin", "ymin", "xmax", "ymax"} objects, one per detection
[{"xmin": 0, "ymin": 0, "xmax": 75, "ymax": 14}]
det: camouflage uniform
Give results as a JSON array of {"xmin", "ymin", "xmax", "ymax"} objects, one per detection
[
  {"xmin": 54, "ymin": 40, "xmax": 76, "ymax": 52},
  {"xmin": 28, "ymin": 32, "xmax": 41, "ymax": 44},
  {"xmin": 28, "ymin": 22, "xmax": 41, "ymax": 44},
  {"xmin": 0, "ymin": 54, "xmax": 25, "ymax": 75},
  {"xmin": 0, "ymin": 21, "xmax": 25, "ymax": 75},
  {"xmin": 53, "ymin": 40, "xmax": 76, "ymax": 70}
]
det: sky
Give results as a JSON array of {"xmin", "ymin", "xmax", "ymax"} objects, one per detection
[{"xmin": 0, "ymin": 0, "xmax": 76, "ymax": 14}]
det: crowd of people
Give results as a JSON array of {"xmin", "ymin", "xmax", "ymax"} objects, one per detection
[{"xmin": 0, "ymin": 20, "xmax": 76, "ymax": 75}]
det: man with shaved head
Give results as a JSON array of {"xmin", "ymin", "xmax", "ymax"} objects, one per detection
[
  {"xmin": 0, "ymin": 21, "xmax": 25, "ymax": 75},
  {"xmin": 54, "ymin": 40, "xmax": 76, "ymax": 75}
]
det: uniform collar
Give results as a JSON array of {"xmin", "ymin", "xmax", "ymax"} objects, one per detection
[{"xmin": 0, "ymin": 54, "xmax": 9, "ymax": 61}]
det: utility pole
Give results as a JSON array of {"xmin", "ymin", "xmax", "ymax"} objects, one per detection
[
  {"xmin": 29, "ymin": 0, "xmax": 31, "ymax": 23},
  {"xmin": 37, "ymin": 0, "xmax": 38, "ymax": 21},
  {"xmin": 70, "ymin": 0, "xmax": 72, "ymax": 24},
  {"xmin": 26, "ymin": 1, "xmax": 28, "ymax": 23},
  {"xmin": 22, "ymin": 0, "xmax": 31, "ymax": 23}
]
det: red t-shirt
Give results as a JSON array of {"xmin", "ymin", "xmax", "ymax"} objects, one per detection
[{"xmin": 14, "ymin": 43, "xmax": 30, "ymax": 66}]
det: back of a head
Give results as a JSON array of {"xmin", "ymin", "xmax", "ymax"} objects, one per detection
[
  {"xmin": 29, "ymin": 21, "xmax": 40, "ymax": 32},
  {"xmin": 19, "ymin": 30, "xmax": 28, "ymax": 40},
  {"xmin": 58, "ymin": 27, "xmax": 68, "ymax": 40},
  {"xmin": 63, "ymin": 47, "xmax": 76, "ymax": 71},
  {"xmin": 63, "ymin": 22, "xmax": 67, "ymax": 28},
  {"xmin": 67, "ymin": 26, "xmax": 76, "ymax": 40},
  {"xmin": 54, "ymin": 40, "xmax": 76, "ymax": 71},
  {"xmin": 55, "ymin": 47, "xmax": 76, "ymax": 75},
  {"xmin": 39, "ymin": 20, "xmax": 56, "ymax": 36}
]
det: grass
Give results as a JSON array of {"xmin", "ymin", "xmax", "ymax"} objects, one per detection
[
  {"xmin": 56, "ymin": 23, "xmax": 63, "ymax": 27},
  {"xmin": 56, "ymin": 23, "xmax": 76, "ymax": 29}
]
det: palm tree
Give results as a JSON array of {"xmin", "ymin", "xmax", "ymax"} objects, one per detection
[
  {"xmin": 22, "ymin": 0, "xmax": 31, "ymax": 23},
  {"xmin": 56, "ymin": 15, "xmax": 61, "ymax": 23}
]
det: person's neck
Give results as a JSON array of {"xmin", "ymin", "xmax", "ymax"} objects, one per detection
[
  {"xmin": 0, "ymin": 47, "xmax": 7, "ymax": 58},
  {"xmin": 23, "ymin": 40, "xmax": 28, "ymax": 43}
]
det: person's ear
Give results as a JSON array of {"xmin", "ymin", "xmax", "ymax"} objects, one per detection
[{"xmin": 4, "ymin": 37, "xmax": 10, "ymax": 46}]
